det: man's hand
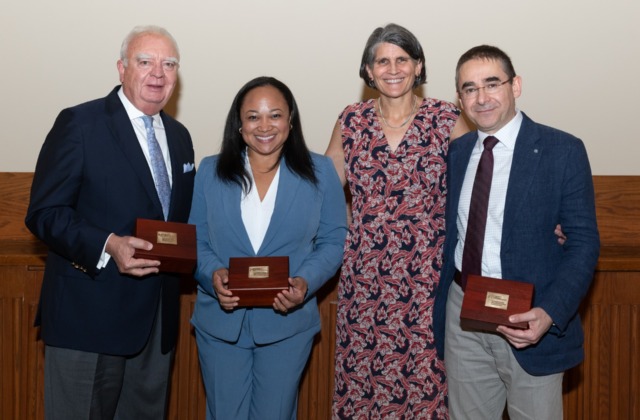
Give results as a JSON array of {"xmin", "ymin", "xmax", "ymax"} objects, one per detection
[
  {"xmin": 497, "ymin": 307, "xmax": 554, "ymax": 349},
  {"xmin": 106, "ymin": 234, "xmax": 160, "ymax": 277}
]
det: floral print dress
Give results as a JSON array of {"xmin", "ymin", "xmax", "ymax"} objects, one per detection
[{"xmin": 333, "ymin": 98, "xmax": 459, "ymax": 419}]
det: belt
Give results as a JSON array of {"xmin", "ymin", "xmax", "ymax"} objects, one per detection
[{"xmin": 454, "ymin": 270, "xmax": 464, "ymax": 291}]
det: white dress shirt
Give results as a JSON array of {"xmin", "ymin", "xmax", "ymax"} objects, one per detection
[
  {"xmin": 455, "ymin": 111, "xmax": 523, "ymax": 279},
  {"xmin": 117, "ymin": 88, "xmax": 173, "ymax": 185},
  {"xmin": 241, "ymin": 155, "xmax": 280, "ymax": 254}
]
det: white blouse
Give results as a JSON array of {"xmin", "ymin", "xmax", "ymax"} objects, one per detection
[{"xmin": 241, "ymin": 156, "xmax": 280, "ymax": 254}]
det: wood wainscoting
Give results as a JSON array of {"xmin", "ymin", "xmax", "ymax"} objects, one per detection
[{"xmin": 1, "ymin": 173, "xmax": 639, "ymax": 419}]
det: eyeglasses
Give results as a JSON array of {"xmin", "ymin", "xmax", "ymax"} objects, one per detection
[{"xmin": 458, "ymin": 78, "xmax": 512, "ymax": 100}]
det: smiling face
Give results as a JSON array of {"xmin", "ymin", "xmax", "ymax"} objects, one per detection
[
  {"xmin": 366, "ymin": 42, "xmax": 422, "ymax": 99},
  {"xmin": 457, "ymin": 58, "xmax": 521, "ymax": 134},
  {"xmin": 240, "ymin": 85, "xmax": 290, "ymax": 161},
  {"xmin": 117, "ymin": 33, "xmax": 179, "ymax": 115}
]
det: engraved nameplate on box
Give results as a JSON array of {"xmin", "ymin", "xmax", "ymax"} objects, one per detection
[
  {"xmin": 156, "ymin": 231, "xmax": 178, "ymax": 245},
  {"xmin": 228, "ymin": 256, "xmax": 289, "ymax": 307},
  {"xmin": 133, "ymin": 218, "xmax": 196, "ymax": 274},
  {"xmin": 460, "ymin": 274, "xmax": 534, "ymax": 331},
  {"xmin": 485, "ymin": 291, "xmax": 509, "ymax": 309}
]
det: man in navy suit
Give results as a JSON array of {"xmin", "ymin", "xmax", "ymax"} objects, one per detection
[
  {"xmin": 434, "ymin": 45, "xmax": 600, "ymax": 418},
  {"xmin": 26, "ymin": 25, "xmax": 195, "ymax": 419}
]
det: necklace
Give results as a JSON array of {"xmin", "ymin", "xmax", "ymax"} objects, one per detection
[{"xmin": 377, "ymin": 95, "xmax": 417, "ymax": 129}]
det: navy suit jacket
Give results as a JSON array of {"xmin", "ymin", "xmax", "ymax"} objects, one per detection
[
  {"xmin": 189, "ymin": 153, "xmax": 347, "ymax": 344},
  {"xmin": 434, "ymin": 113, "xmax": 600, "ymax": 375},
  {"xmin": 26, "ymin": 86, "xmax": 195, "ymax": 355}
]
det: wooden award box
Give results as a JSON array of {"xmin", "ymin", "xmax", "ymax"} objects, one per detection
[
  {"xmin": 228, "ymin": 256, "xmax": 289, "ymax": 307},
  {"xmin": 460, "ymin": 274, "xmax": 534, "ymax": 331},
  {"xmin": 133, "ymin": 218, "xmax": 196, "ymax": 274}
]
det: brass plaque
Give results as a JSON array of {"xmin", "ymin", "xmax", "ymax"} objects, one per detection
[
  {"xmin": 485, "ymin": 292, "xmax": 509, "ymax": 310},
  {"xmin": 460, "ymin": 274, "xmax": 533, "ymax": 330},
  {"xmin": 248, "ymin": 265, "xmax": 269, "ymax": 278},
  {"xmin": 157, "ymin": 231, "xmax": 178, "ymax": 245}
]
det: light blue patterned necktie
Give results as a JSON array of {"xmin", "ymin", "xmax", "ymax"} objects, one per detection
[{"xmin": 142, "ymin": 115, "xmax": 171, "ymax": 220}]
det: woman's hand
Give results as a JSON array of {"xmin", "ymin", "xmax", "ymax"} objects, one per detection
[
  {"xmin": 212, "ymin": 268, "xmax": 239, "ymax": 311},
  {"xmin": 555, "ymin": 224, "xmax": 567, "ymax": 245},
  {"xmin": 274, "ymin": 276, "xmax": 308, "ymax": 314}
]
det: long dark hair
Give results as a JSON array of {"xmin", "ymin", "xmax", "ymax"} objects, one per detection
[{"xmin": 217, "ymin": 76, "xmax": 317, "ymax": 192}]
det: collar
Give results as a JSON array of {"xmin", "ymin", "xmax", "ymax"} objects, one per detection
[
  {"xmin": 476, "ymin": 109, "xmax": 523, "ymax": 151},
  {"xmin": 117, "ymin": 86, "xmax": 160, "ymax": 123}
]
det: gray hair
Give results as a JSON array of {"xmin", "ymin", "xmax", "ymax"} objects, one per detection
[
  {"xmin": 120, "ymin": 25, "xmax": 180, "ymax": 67},
  {"xmin": 359, "ymin": 23, "xmax": 427, "ymax": 89}
]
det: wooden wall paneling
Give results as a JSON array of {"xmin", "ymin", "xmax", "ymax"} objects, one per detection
[
  {"xmin": 631, "ymin": 304, "xmax": 640, "ymax": 419},
  {"xmin": 0, "ymin": 265, "xmax": 45, "ymax": 420},
  {"xmin": 566, "ymin": 270, "xmax": 640, "ymax": 419},
  {"xmin": 0, "ymin": 268, "xmax": 16, "ymax": 418},
  {"xmin": 593, "ymin": 176, "xmax": 640, "ymax": 247},
  {"xmin": 25, "ymin": 266, "xmax": 45, "ymax": 420},
  {"xmin": 167, "ymin": 281, "xmax": 206, "ymax": 419},
  {"xmin": 0, "ymin": 173, "xmax": 35, "ymax": 241},
  {"xmin": 2, "ymin": 174, "xmax": 640, "ymax": 419},
  {"xmin": 608, "ymin": 271, "xmax": 640, "ymax": 419},
  {"xmin": 0, "ymin": 172, "xmax": 47, "ymax": 420},
  {"xmin": 297, "ymin": 275, "xmax": 338, "ymax": 420}
]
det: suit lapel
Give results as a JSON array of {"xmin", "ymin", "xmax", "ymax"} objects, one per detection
[
  {"xmin": 162, "ymin": 112, "xmax": 184, "ymax": 220},
  {"xmin": 258, "ymin": 160, "xmax": 302, "ymax": 254},
  {"xmin": 105, "ymin": 89, "xmax": 163, "ymax": 215},
  {"xmin": 216, "ymin": 158, "xmax": 302, "ymax": 256},
  {"xmin": 218, "ymin": 176, "xmax": 255, "ymax": 255},
  {"xmin": 502, "ymin": 114, "xmax": 542, "ymax": 243}
]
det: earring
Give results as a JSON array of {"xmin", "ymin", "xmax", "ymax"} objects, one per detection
[{"xmin": 239, "ymin": 128, "xmax": 242, "ymax": 133}]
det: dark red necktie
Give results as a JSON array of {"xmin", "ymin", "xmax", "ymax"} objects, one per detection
[{"xmin": 460, "ymin": 136, "xmax": 499, "ymax": 290}]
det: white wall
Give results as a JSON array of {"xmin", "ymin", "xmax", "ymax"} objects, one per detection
[{"xmin": 2, "ymin": 0, "xmax": 638, "ymax": 174}]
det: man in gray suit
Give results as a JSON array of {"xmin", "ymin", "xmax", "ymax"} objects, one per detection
[
  {"xmin": 434, "ymin": 45, "xmax": 600, "ymax": 419},
  {"xmin": 26, "ymin": 25, "xmax": 194, "ymax": 419}
]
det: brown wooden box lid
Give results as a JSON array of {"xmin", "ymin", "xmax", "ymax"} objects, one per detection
[
  {"xmin": 460, "ymin": 274, "xmax": 534, "ymax": 331},
  {"xmin": 133, "ymin": 218, "xmax": 196, "ymax": 274},
  {"xmin": 228, "ymin": 256, "xmax": 289, "ymax": 307}
]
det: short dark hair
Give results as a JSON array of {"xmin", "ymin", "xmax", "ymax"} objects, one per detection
[
  {"xmin": 455, "ymin": 45, "xmax": 517, "ymax": 90},
  {"xmin": 217, "ymin": 76, "xmax": 317, "ymax": 192},
  {"xmin": 359, "ymin": 23, "xmax": 427, "ymax": 89}
]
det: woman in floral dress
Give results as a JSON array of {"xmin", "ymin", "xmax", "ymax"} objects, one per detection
[{"xmin": 325, "ymin": 23, "xmax": 467, "ymax": 419}]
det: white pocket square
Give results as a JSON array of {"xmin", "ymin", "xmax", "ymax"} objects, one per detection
[{"xmin": 183, "ymin": 162, "xmax": 195, "ymax": 173}]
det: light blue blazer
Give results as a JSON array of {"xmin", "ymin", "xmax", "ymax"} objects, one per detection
[{"xmin": 189, "ymin": 152, "xmax": 347, "ymax": 344}]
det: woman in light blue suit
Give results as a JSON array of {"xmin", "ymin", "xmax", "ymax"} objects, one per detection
[{"xmin": 189, "ymin": 76, "xmax": 347, "ymax": 419}]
